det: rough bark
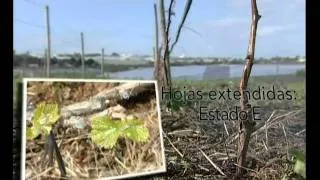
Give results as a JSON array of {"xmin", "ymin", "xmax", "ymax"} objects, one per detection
[
  {"xmin": 236, "ymin": 0, "xmax": 261, "ymax": 178},
  {"xmin": 158, "ymin": 0, "xmax": 167, "ymax": 89},
  {"xmin": 170, "ymin": 0, "xmax": 193, "ymax": 52},
  {"xmin": 156, "ymin": 0, "xmax": 193, "ymax": 91},
  {"xmin": 153, "ymin": 3, "xmax": 160, "ymax": 86},
  {"xmin": 60, "ymin": 82, "xmax": 155, "ymax": 118},
  {"xmin": 26, "ymin": 83, "xmax": 155, "ymax": 130}
]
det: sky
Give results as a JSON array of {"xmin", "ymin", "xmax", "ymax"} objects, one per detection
[{"xmin": 13, "ymin": 0, "xmax": 305, "ymax": 58}]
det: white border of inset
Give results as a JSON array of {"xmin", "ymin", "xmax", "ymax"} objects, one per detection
[{"xmin": 21, "ymin": 78, "xmax": 166, "ymax": 180}]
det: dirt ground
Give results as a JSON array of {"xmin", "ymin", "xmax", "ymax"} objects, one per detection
[
  {"xmin": 136, "ymin": 81, "xmax": 306, "ymax": 180},
  {"xmin": 138, "ymin": 107, "xmax": 305, "ymax": 180},
  {"xmin": 14, "ymin": 80, "xmax": 306, "ymax": 180}
]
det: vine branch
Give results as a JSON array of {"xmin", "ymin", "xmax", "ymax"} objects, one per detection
[
  {"xmin": 170, "ymin": 0, "xmax": 193, "ymax": 52},
  {"xmin": 236, "ymin": 0, "xmax": 261, "ymax": 177}
]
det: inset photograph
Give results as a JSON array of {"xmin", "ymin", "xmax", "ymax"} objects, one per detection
[{"xmin": 21, "ymin": 78, "xmax": 166, "ymax": 180}]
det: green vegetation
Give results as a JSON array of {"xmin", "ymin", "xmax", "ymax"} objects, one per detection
[
  {"xmin": 14, "ymin": 52, "xmax": 305, "ymax": 72},
  {"xmin": 296, "ymin": 69, "xmax": 305, "ymax": 77},
  {"xmin": 171, "ymin": 75, "xmax": 305, "ymax": 179},
  {"xmin": 282, "ymin": 149, "xmax": 306, "ymax": 180},
  {"xmin": 291, "ymin": 149, "xmax": 306, "ymax": 179},
  {"xmin": 90, "ymin": 116, "xmax": 150, "ymax": 149},
  {"xmin": 14, "ymin": 74, "xmax": 305, "ymax": 111},
  {"xmin": 26, "ymin": 103, "xmax": 60, "ymax": 140},
  {"xmin": 171, "ymin": 74, "xmax": 305, "ymax": 108},
  {"xmin": 286, "ymin": 82, "xmax": 305, "ymax": 106},
  {"xmin": 102, "ymin": 63, "xmax": 151, "ymax": 72},
  {"xmin": 166, "ymin": 97, "xmax": 193, "ymax": 112},
  {"xmin": 26, "ymin": 101, "xmax": 150, "ymax": 149},
  {"xmin": 13, "ymin": 75, "xmax": 23, "ymax": 111},
  {"xmin": 49, "ymin": 71, "xmax": 105, "ymax": 78}
]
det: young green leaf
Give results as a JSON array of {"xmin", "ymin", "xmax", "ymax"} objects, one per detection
[
  {"xmin": 91, "ymin": 116, "xmax": 122, "ymax": 149},
  {"xmin": 167, "ymin": 95, "xmax": 193, "ymax": 112},
  {"xmin": 290, "ymin": 149, "xmax": 305, "ymax": 162},
  {"xmin": 90, "ymin": 116, "xmax": 150, "ymax": 149},
  {"xmin": 290, "ymin": 149, "xmax": 306, "ymax": 178},
  {"xmin": 294, "ymin": 159, "xmax": 306, "ymax": 179},
  {"xmin": 122, "ymin": 119, "xmax": 149, "ymax": 142},
  {"xmin": 290, "ymin": 149, "xmax": 306, "ymax": 179},
  {"xmin": 26, "ymin": 102, "xmax": 60, "ymax": 140},
  {"xmin": 26, "ymin": 126, "xmax": 40, "ymax": 140}
]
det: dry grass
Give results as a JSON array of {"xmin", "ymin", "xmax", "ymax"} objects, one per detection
[
  {"xmin": 142, "ymin": 105, "xmax": 305, "ymax": 180},
  {"xmin": 19, "ymin": 77, "xmax": 306, "ymax": 180},
  {"xmin": 24, "ymin": 82, "xmax": 164, "ymax": 179},
  {"xmin": 137, "ymin": 80, "xmax": 305, "ymax": 180}
]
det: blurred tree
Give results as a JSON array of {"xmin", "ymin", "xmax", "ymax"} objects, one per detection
[
  {"xmin": 85, "ymin": 58, "xmax": 99, "ymax": 68},
  {"xmin": 111, "ymin": 52, "xmax": 120, "ymax": 57}
]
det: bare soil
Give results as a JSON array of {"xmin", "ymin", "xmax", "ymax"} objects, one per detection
[
  {"xmin": 13, "ymin": 80, "xmax": 306, "ymax": 180},
  {"xmin": 141, "ymin": 107, "xmax": 305, "ymax": 180}
]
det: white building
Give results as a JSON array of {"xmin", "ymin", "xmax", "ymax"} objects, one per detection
[{"xmin": 298, "ymin": 57, "xmax": 306, "ymax": 63}]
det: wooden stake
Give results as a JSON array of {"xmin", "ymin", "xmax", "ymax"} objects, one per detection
[
  {"xmin": 101, "ymin": 48, "xmax": 104, "ymax": 76},
  {"xmin": 81, "ymin": 32, "xmax": 85, "ymax": 77},
  {"xmin": 45, "ymin": 5, "xmax": 51, "ymax": 77}
]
